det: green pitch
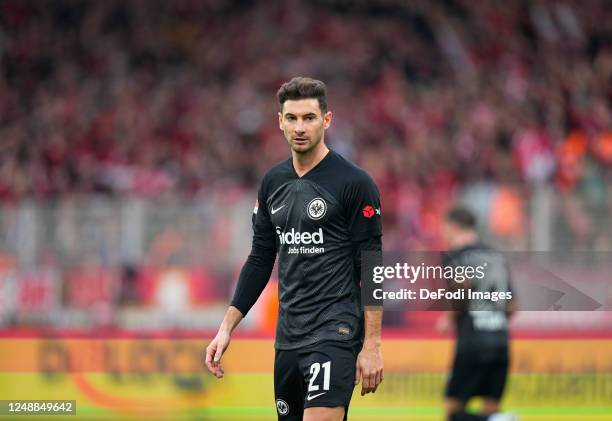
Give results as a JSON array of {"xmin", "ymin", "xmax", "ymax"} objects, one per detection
[
  {"xmin": 3, "ymin": 405, "xmax": 610, "ymax": 420},
  {"xmin": 201, "ymin": 405, "xmax": 612, "ymax": 420}
]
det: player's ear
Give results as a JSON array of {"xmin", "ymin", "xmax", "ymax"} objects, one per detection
[
  {"xmin": 323, "ymin": 111, "xmax": 332, "ymax": 130},
  {"xmin": 278, "ymin": 112, "xmax": 283, "ymax": 130}
]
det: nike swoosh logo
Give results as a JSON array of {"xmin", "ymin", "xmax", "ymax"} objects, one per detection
[
  {"xmin": 306, "ymin": 392, "xmax": 326, "ymax": 401},
  {"xmin": 271, "ymin": 204, "xmax": 286, "ymax": 215}
]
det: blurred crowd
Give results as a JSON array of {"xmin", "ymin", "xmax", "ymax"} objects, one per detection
[{"xmin": 1, "ymin": 0, "xmax": 611, "ymax": 249}]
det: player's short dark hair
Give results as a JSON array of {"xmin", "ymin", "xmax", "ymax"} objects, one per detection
[
  {"xmin": 446, "ymin": 207, "xmax": 477, "ymax": 229},
  {"xmin": 277, "ymin": 77, "xmax": 328, "ymax": 114}
]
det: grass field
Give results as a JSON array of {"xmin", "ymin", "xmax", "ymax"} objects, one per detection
[
  {"xmin": 3, "ymin": 405, "xmax": 611, "ymax": 420},
  {"xmin": 200, "ymin": 405, "xmax": 612, "ymax": 420}
]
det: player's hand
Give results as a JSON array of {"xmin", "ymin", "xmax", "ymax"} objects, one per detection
[
  {"xmin": 205, "ymin": 330, "xmax": 231, "ymax": 378},
  {"xmin": 355, "ymin": 343, "xmax": 383, "ymax": 395}
]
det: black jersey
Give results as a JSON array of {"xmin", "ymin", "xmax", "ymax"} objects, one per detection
[
  {"xmin": 251, "ymin": 150, "xmax": 382, "ymax": 350},
  {"xmin": 444, "ymin": 243, "xmax": 512, "ymax": 361}
]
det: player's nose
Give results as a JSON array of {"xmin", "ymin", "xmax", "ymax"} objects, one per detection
[{"xmin": 294, "ymin": 119, "xmax": 306, "ymax": 132}]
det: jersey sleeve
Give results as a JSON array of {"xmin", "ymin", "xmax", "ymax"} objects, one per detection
[
  {"xmin": 230, "ymin": 177, "xmax": 278, "ymax": 316},
  {"xmin": 251, "ymin": 177, "xmax": 277, "ymax": 248},
  {"xmin": 343, "ymin": 173, "xmax": 383, "ymax": 242},
  {"xmin": 353, "ymin": 234, "xmax": 383, "ymax": 307}
]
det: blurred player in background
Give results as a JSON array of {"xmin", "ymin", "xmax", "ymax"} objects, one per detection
[
  {"xmin": 438, "ymin": 208, "xmax": 517, "ymax": 421},
  {"xmin": 205, "ymin": 77, "xmax": 384, "ymax": 421}
]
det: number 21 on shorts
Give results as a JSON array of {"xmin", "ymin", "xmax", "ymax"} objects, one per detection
[{"xmin": 308, "ymin": 361, "xmax": 331, "ymax": 395}]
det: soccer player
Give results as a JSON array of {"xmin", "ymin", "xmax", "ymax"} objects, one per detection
[
  {"xmin": 205, "ymin": 77, "xmax": 384, "ymax": 421},
  {"xmin": 438, "ymin": 207, "xmax": 517, "ymax": 421}
]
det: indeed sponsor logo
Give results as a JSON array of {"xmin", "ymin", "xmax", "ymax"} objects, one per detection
[{"xmin": 275, "ymin": 227, "xmax": 324, "ymax": 245}]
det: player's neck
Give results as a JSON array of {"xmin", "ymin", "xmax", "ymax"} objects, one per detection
[{"xmin": 292, "ymin": 144, "xmax": 329, "ymax": 177}]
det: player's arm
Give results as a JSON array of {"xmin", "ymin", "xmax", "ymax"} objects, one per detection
[
  {"xmin": 343, "ymin": 171, "xmax": 384, "ymax": 394},
  {"xmin": 205, "ymin": 244, "xmax": 276, "ymax": 377},
  {"xmin": 437, "ymin": 279, "xmax": 468, "ymax": 334},
  {"xmin": 205, "ymin": 186, "xmax": 277, "ymax": 378},
  {"xmin": 354, "ymin": 235, "xmax": 384, "ymax": 395},
  {"xmin": 358, "ymin": 304, "xmax": 384, "ymax": 395},
  {"xmin": 205, "ymin": 305, "xmax": 244, "ymax": 378}
]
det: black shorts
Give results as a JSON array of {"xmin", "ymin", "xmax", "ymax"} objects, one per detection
[
  {"xmin": 274, "ymin": 340, "xmax": 361, "ymax": 420},
  {"xmin": 445, "ymin": 352, "xmax": 509, "ymax": 401}
]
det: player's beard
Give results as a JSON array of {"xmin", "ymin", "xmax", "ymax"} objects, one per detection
[{"xmin": 291, "ymin": 134, "xmax": 322, "ymax": 155}]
